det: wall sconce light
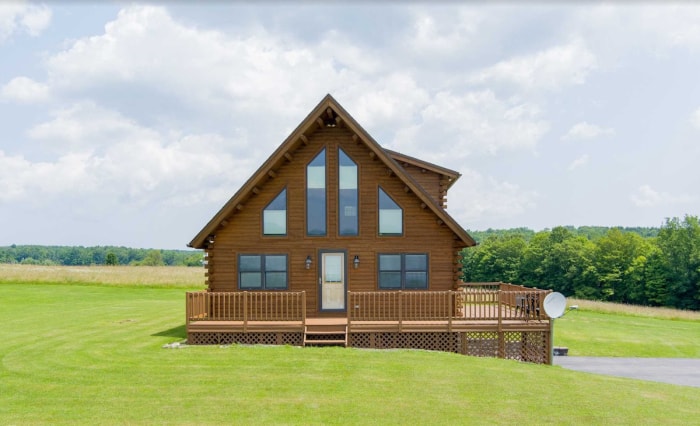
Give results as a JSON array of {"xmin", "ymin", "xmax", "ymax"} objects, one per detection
[
  {"xmin": 207, "ymin": 235, "xmax": 215, "ymax": 244},
  {"xmin": 305, "ymin": 255, "xmax": 312, "ymax": 270},
  {"xmin": 353, "ymin": 255, "xmax": 360, "ymax": 269}
]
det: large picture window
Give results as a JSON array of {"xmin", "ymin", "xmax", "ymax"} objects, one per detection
[
  {"xmin": 338, "ymin": 148, "xmax": 358, "ymax": 236},
  {"xmin": 378, "ymin": 187, "xmax": 402, "ymax": 235},
  {"xmin": 238, "ymin": 254, "xmax": 288, "ymax": 290},
  {"xmin": 307, "ymin": 149, "xmax": 326, "ymax": 236},
  {"xmin": 378, "ymin": 253, "xmax": 428, "ymax": 290},
  {"xmin": 263, "ymin": 188, "xmax": 286, "ymax": 235}
]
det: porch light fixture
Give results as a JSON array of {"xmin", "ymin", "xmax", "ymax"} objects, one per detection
[
  {"xmin": 305, "ymin": 255, "xmax": 312, "ymax": 270},
  {"xmin": 353, "ymin": 255, "xmax": 360, "ymax": 269},
  {"xmin": 207, "ymin": 235, "xmax": 215, "ymax": 244}
]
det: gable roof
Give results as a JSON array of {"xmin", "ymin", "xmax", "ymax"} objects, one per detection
[
  {"xmin": 386, "ymin": 149, "xmax": 461, "ymax": 191},
  {"xmin": 189, "ymin": 94, "xmax": 476, "ymax": 249}
]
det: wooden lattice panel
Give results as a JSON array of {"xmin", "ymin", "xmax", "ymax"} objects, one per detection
[
  {"xmin": 503, "ymin": 331, "xmax": 524, "ymax": 360},
  {"xmin": 521, "ymin": 331, "xmax": 548, "ymax": 364},
  {"xmin": 349, "ymin": 332, "xmax": 460, "ymax": 353},
  {"xmin": 465, "ymin": 331, "xmax": 499, "ymax": 358},
  {"xmin": 188, "ymin": 332, "xmax": 303, "ymax": 346}
]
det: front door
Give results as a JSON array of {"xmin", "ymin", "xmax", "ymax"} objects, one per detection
[{"xmin": 320, "ymin": 252, "xmax": 345, "ymax": 311}]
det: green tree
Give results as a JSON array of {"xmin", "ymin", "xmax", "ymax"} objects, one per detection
[
  {"xmin": 654, "ymin": 216, "xmax": 700, "ymax": 309},
  {"xmin": 593, "ymin": 229, "xmax": 653, "ymax": 303},
  {"xmin": 105, "ymin": 252, "xmax": 119, "ymax": 266},
  {"xmin": 137, "ymin": 250, "xmax": 165, "ymax": 266}
]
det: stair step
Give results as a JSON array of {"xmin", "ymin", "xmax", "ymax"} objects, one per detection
[{"xmin": 304, "ymin": 339, "xmax": 347, "ymax": 345}]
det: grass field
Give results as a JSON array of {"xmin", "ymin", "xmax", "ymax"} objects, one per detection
[{"xmin": 1, "ymin": 265, "xmax": 699, "ymax": 424}]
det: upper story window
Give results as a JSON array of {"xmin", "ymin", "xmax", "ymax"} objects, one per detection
[
  {"xmin": 338, "ymin": 148, "xmax": 358, "ymax": 236},
  {"xmin": 307, "ymin": 149, "xmax": 327, "ymax": 236},
  {"xmin": 238, "ymin": 254, "xmax": 288, "ymax": 290},
  {"xmin": 263, "ymin": 188, "xmax": 286, "ymax": 235},
  {"xmin": 378, "ymin": 253, "xmax": 428, "ymax": 290},
  {"xmin": 378, "ymin": 187, "xmax": 402, "ymax": 235}
]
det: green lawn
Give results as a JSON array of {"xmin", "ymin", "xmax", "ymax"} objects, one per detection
[
  {"xmin": 1, "ymin": 282, "xmax": 699, "ymax": 425},
  {"xmin": 555, "ymin": 310, "xmax": 700, "ymax": 357}
]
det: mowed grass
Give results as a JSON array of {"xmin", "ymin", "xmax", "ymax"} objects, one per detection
[{"xmin": 1, "ymin": 265, "xmax": 699, "ymax": 424}]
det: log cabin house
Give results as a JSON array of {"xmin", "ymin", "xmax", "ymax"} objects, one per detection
[{"xmin": 186, "ymin": 94, "xmax": 553, "ymax": 364}]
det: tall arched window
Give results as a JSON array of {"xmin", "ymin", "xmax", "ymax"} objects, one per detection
[
  {"xmin": 307, "ymin": 149, "xmax": 326, "ymax": 236},
  {"xmin": 338, "ymin": 148, "xmax": 358, "ymax": 236}
]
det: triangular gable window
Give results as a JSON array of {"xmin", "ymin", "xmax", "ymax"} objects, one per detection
[
  {"xmin": 378, "ymin": 187, "xmax": 402, "ymax": 236},
  {"xmin": 263, "ymin": 188, "xmax": 286, "ymax": 235}
]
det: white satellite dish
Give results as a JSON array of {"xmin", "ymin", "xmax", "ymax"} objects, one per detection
[{"xmin": 543, "ymin": 292, "xmax": 567, "ymax": 319}]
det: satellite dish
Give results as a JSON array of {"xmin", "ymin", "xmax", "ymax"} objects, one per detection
[{"xmin": 543, "ymin": 292, "xmax": 567, "ymax": 318}]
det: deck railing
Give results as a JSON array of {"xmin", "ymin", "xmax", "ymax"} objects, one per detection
[
  {"xmin": 186, "ymin": 291, "xmax": 306, "ymax": 324},
  {"xmin": 186, "ymin": 283, "xmax": 550, "ymax": 325},
  {"xmin": 348, "ymin": 291, "xmax": 458, "ymax": 322},
  {"xmin": 460, "ymin": 282, "xmax": 551, "ymax": 321}
]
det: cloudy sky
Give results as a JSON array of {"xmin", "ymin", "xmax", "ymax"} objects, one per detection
[{"xmin": 1, "ymin": 2, "xmax": 699, "ymax": 249}]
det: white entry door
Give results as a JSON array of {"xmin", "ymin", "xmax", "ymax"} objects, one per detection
[{"xmin": 321, "ymin": 252, "xmax": 345, "ymax": 310}]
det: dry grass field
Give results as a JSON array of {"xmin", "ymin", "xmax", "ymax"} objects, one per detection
[
  {"xmin": 0, "ymin": 264, "xmax": 205, "ymax": 288},
  {"xmin": 568, "ymin": 297, "xmax": 700, "ymax": 321}
]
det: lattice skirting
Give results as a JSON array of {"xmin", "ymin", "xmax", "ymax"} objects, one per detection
[
  {"xmin": 187, "ymin": 330, "xmax": 549, "ymax": 364},
  {"xmin": 188, "ymin": 332, "xmax": 303, "ymax": 346},
  {"xmin": 350, "ymin": 331, "xmax": 549, "ymax": 364}
]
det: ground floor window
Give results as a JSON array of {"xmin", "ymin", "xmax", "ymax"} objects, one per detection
[
  {"xmin": 238, "ymin": 254, "xmax": 288, "ymax": 290},
  {"xmin": 378, "ymin": 253, "xmax": 428, "ymax": 289}
]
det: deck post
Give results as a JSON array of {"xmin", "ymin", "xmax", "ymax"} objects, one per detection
[
  {"xmin": 302, "ymin": 291, "xmax": 307, "ymax": 326},
  {"xmin": 448, "ymin": 291, "xmax": 453, "ymax": 333},
  {"xmin": 243, "ymin": 291, "xmax": 248, "ymax": 333},
  {"xmin": 497, "ymin": 289, "xmax": 504, "ymax": 359},
  {"xmin": 398, "ymin": 291, "xmax": 403, "ymax": 332}
]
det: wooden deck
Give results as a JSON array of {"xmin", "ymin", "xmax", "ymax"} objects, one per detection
[{"xmin": 186, "ymin": 283, "xmax": 553, "ymax": 363}]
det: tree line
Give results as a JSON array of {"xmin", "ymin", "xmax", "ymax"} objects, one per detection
[
  {"xmin": 0, "ymin": 245, "xmax": 203, "ymax": 267},
  {"xmin": 462, "ymin": 216, "xmax": 700, "ymax": 311}
]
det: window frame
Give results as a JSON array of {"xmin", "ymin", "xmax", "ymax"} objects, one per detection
[
  {"xmin": 378, "ymin": 187, "xmax": 403, "ymax": 236},
  {"xmin": 237, "ymin": 254, "xmax": 289, "ymax": 290},
  {"xmin": 377, "ymin": 253, "xmax": 429, "ymax": 290},
  {"xmin": 306, "ymin": 148, "xmax": 327, "ymax": 237},
  {"xmin": 262, "ymin": 187, "xmax": 287, "ymax": 236},
  {"xmin": 337, "ymin": 147, "xmax": 359, "ymax": 237}
]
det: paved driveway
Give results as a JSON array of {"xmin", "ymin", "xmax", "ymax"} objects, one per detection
[{"xmin": 553, "ymin": 357, "xmax": 700, "ymax": 388}]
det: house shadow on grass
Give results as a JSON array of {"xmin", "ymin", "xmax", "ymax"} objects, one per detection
[{"xmin": 153, "ymin": 324, "xmax": 187, "ymax": 339}]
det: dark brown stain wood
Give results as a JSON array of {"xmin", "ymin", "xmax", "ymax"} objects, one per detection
[{"xmin": 206, "ymin": 124, "xmax": 469, "ymax": 317}]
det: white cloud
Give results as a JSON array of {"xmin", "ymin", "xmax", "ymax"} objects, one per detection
[
  {"xmin": 568, "ymin": 154, "xmax": 589, "ymax": 171},
  {"xmin": 468, "ymin": 39, "xmax": 598, "ymax": 91},
  {"xmin": 0, "ymin": 3, "xmax": 51, "ymax": 42},
  {"xmin": 562, "ymin": 122, "xmax": 615, "ymax": 140},
  {"xmin": 1, "ymin": 76, "xmax": 50, "ymax": 103},
  {"xmin": 43, "ymin": 6, "xmax": 342, "ymax": 120},
  {"xmin": 6, "ymin": 102, "xmax": 255, "ymax": 206},
  {"xmin": 392, "ymin": 90, "xmax": 549, "ymax": 166},
  {"xmin": 629, "ymin": 185, "xmax": 695, "ymax": 207},
  {"xmin": 407, "ymin": 9, "xmax": 481, "ymax": 57},
  {"xmin": 690, "ymin": 108, "xmax": 700, "ymax": 129},
  {"xmin": 450, "ymin": 169, "xmax": 538, "ymax": 224}
]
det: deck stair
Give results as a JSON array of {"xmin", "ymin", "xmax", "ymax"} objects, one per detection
[{"xmin": 303, "ymin": 323, "xmax": 348, "ymax": 347}]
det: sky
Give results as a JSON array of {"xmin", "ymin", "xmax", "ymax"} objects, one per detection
[{"xmin": 1, "ymin": 2, "xmax": 700, "ymax": 249}]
